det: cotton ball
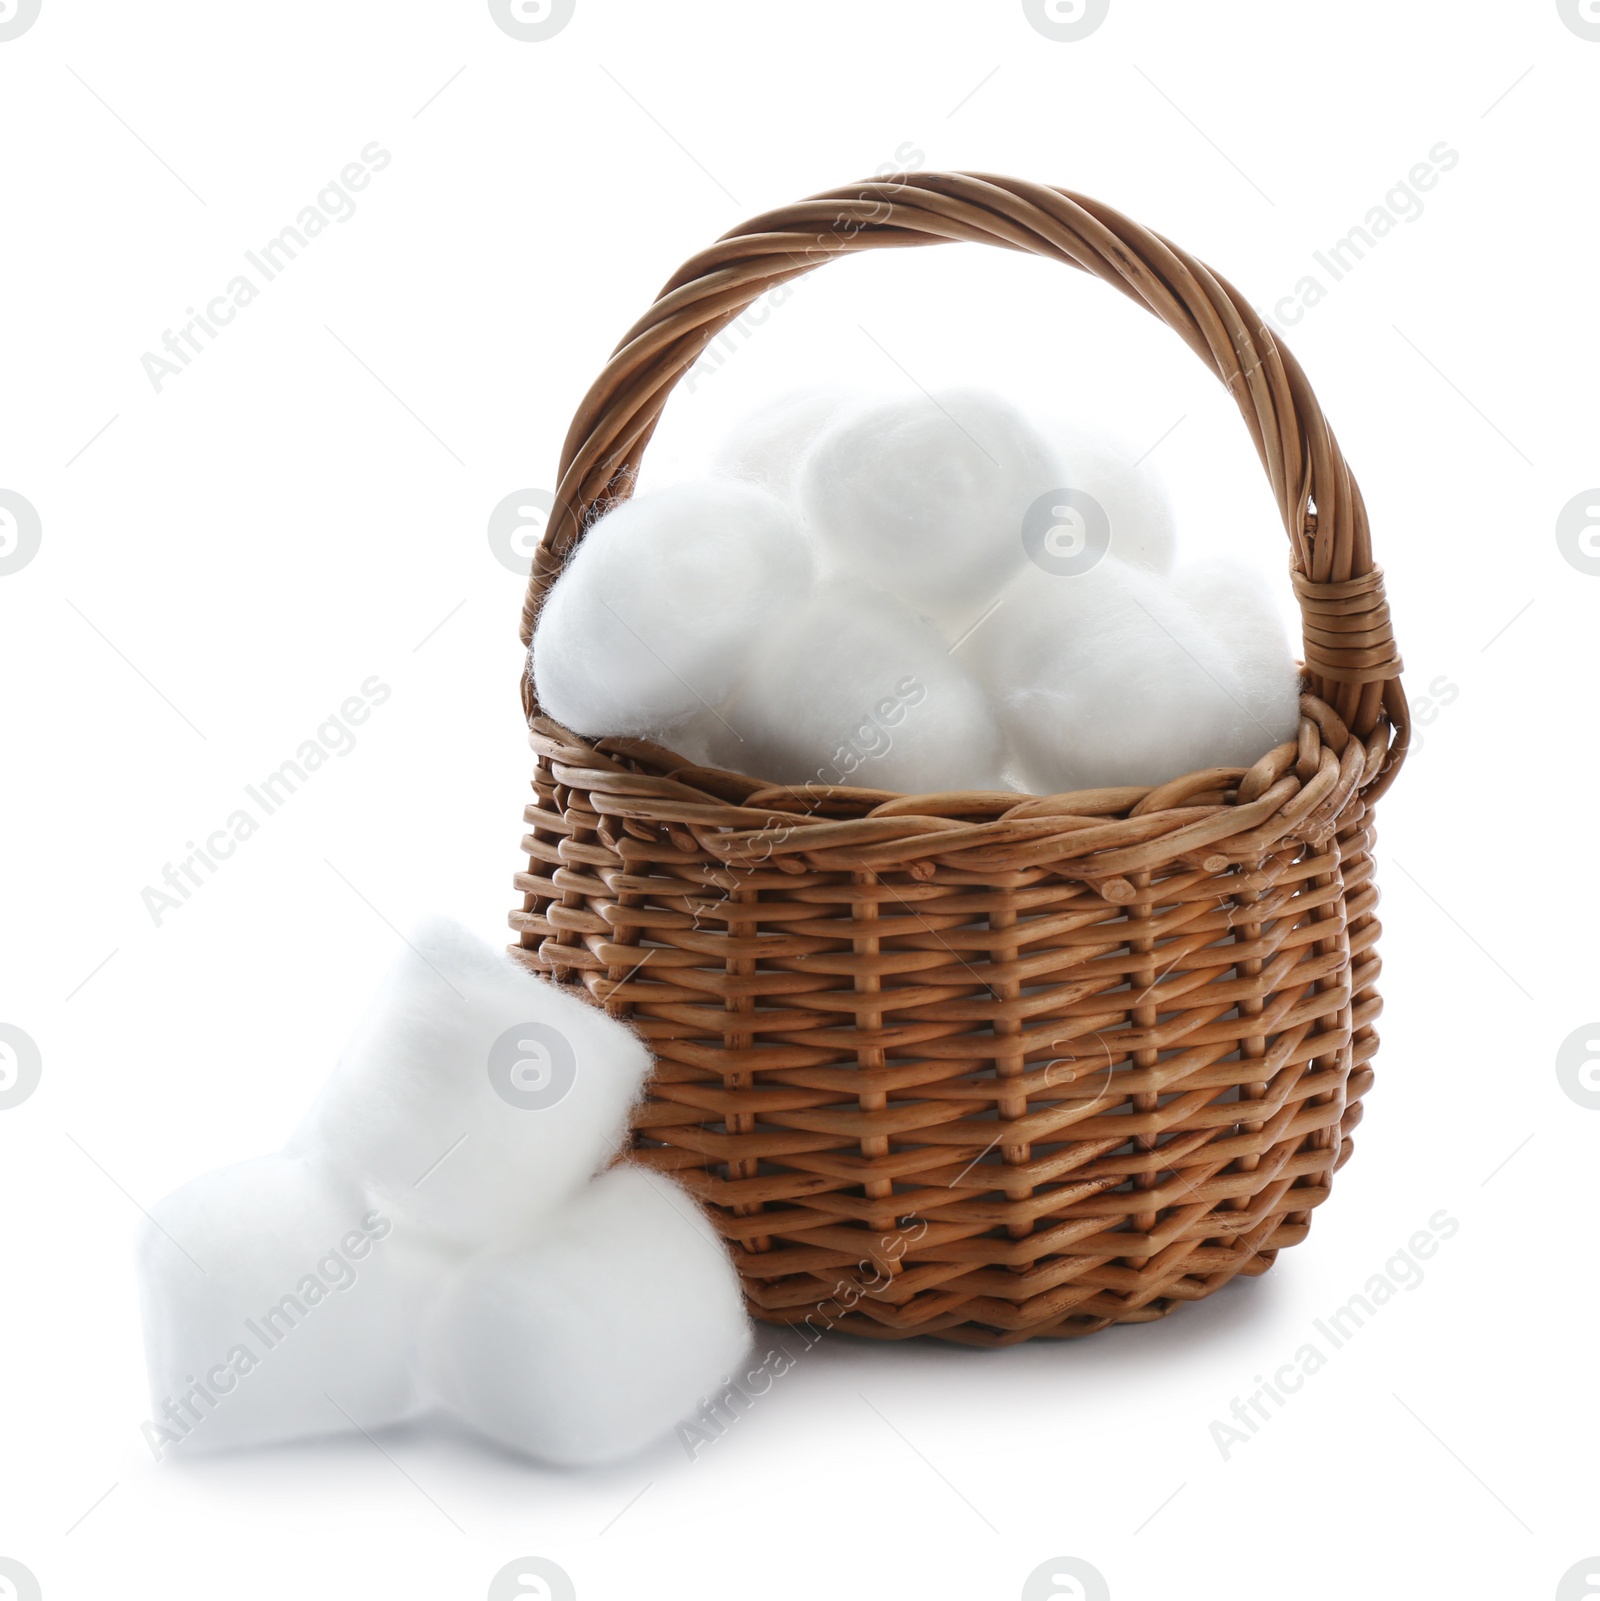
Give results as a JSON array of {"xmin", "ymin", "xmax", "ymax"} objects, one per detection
[
  {"xmin": 654, "ymin": 712, "xmax": 718, "ymax": 770},
  {"xmin": 531, "ymin": 481, "xmax": 814, "ymax": 739},
  {"xmin": 419, "ymin": 1164, "xmax": 751, "ymax": 1467},
  {"xmin": 1171, "ymin": 555, "xmax": 1303, "ymax": 755},
  {"xmin": 711, "ymin": 388, "xmax": 846, "ymax": 501},
  {"xmin": 1055, "ymin": 423, "xmax": 1178, "ymax": 574},
  {"xmin": 797, "ymin": 389, "xmax": 1061, "ymax": 634},
  {"xmin": 136, "ymin": 1153, "xmax": 439, "ymax": 1455},
  {"xmin": 693, "ymin": 578, "xmax": 1007, "ymax": 793},
  {"xmin": 286, "ymin": 916, "xmax": 650, "ymax": 1256},
  {"xmin": 963, "ymin": 557, "xmax": 1267, "ymax": 792}
]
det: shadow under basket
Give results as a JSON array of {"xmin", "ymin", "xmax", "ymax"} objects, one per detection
[{"xmin": 509, "ymin": 172, "xmax": 1409, "ymax": 1347}]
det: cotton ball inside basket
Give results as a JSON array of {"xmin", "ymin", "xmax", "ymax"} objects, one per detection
[
  {"xmin": 690, "ymin": 577, "xmax": 1008, "ymax": 793},
  {"xmin": 286, "ymin": 916, "xmax": 650, "ymax": 1257},
  {"xmin": 531, "ymin": 481, "xmax": 813, "ymax": 740},
  {"xmin": 1171, "ymin": 555, "xmax": 1304, "ymax": 759},
  {"xmin": 797, "ymin": 389, "xmax": 1062, "ymax": 635},
  {"xmin": 419, "ymin": 1164, "xmax": 751, "ymax": 1467},
  {"xmin": 1055, "ymin": 423, "xmax": 1179, "ymax": 574},
  {"xmin": 961, "ymin": 556, "xmax": 1271, "ymax": 792},
  {"xmin": 136, "ymin": 1153, "xmax": 440, "ymax": 1455},
  {"xmin": 711, "ymin": 388, "xmax": 846, "ymax": 501}
]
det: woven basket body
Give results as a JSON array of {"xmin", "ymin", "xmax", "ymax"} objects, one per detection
[{"xmin": 512, "ymin": 174, "xmax": 1408, "ymax": 1346}]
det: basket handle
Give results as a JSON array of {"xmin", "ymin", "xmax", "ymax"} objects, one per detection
[{"xmin": 521, "ymin": 171, "xmax": 1407, "ymax": 797}]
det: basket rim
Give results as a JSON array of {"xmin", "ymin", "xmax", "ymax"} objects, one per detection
[{"xmin": 526, "ymin": 681, "xmax": 1382, "ymax": 892}]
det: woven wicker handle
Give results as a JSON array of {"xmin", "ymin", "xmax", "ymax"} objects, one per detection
[{"xmin": 522, "ymin": 171, "xmax": 1407, "ymax": 791}]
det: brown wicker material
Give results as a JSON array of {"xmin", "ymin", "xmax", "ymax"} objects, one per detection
[{"xmin": 510, "ymin": 173, "xmax": 1409, "ymax": 1346}]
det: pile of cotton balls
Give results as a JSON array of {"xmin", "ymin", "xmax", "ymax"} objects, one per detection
[
  {"xmin": 531, "ymin": 389, "xmax": 1303, "ymax": 795},
  {"xmin": 136, "ymin": 918, "xmax": 750, "ymax": 1467}
]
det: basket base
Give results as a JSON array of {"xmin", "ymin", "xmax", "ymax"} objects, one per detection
[{"xmin": 745, "ymin": 1244, "xmax": 1285, "ymax": 1348}]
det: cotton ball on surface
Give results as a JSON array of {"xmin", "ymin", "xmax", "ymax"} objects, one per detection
[
  {"xmin": 136, "ymin": 1153, "xmax": 438, "ymax": 1455},
  {"xmin": 797, "ymin": 389, "xmax": 1061, "ymax": 634},
  {"xmin": 1172, "ymin": 555, "xmax": 1303, "ymax": 758},
  {"xmin": 419, "ymin": 1164, "xmax": 751, "ymax": 1467},
  {"xmin": 963, "ymin": 557, "xmax": 1268, "ymax": 793},
  {"xmin": 1054, "ymin": 424, "xmax": 1179, "ymax": 574},
  {"xmin": 286, "ymin": 916, "xmax": 650, "ymax": 1256},
  {"xmin": 692, "ymin": 578, "xmax": 1007, "ymax": 793},
  {"xmin": 711, "ymin": 388, "xmax": 847, "ymax": 501},
  {"xmin": 531, "ymin": 481, "xmax": 814, "ymax": 739}
]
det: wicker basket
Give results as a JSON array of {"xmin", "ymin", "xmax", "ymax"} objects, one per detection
[{"xmin": 510, "ymin": 172, "xmax": 1408, "ymax": 1347}]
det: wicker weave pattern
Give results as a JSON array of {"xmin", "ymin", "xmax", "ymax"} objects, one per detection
[{"xmin": 511, "ymin": 174, "xmax": 1408, "ymax": 1344}]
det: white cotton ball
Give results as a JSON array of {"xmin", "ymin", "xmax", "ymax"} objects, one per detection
[
  {"xmin": 1054, "ymin": 424, "xmax": 1178, "ymax": 574},
  {"xmin": 286, "ymin": 916, "xmax": 650, "ymax": 1256},
  {"xmin": 418, "ymin": 1164, "xmax": 751, "ymax": 1467},
  {"xmin": 656, "ymin": 715, "xmax": 717, "ymax": 768},
  {"xmin": 135, "ymin": 1153, "xmax": 439, "ymax": 1455},
  {"xmin": 711, "ymin": 388, "xmax": 847, "ymax": 501},
  {"xmin": 530, "ymin": 481, "xmax": 814, "ymax": 739},
  {"xmin": 797, "ymin": 389, "xmax": 1062, "ymax": 635},
  {"xmin": 692, "ymin": 578, "xmax": 1007, "ymax": 793},
  {"xmin": 962, "ymin": 556, "xmax": 1274, "ymax": 792},
  {"xmin": 1171, "ymin": 555, "xmax": 1303, "ymax": 757}
]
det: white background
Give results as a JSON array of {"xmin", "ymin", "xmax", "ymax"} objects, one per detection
[{"xmin": 1, "ymin": 2, "xmax": 1595, "ymax": 1598}]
